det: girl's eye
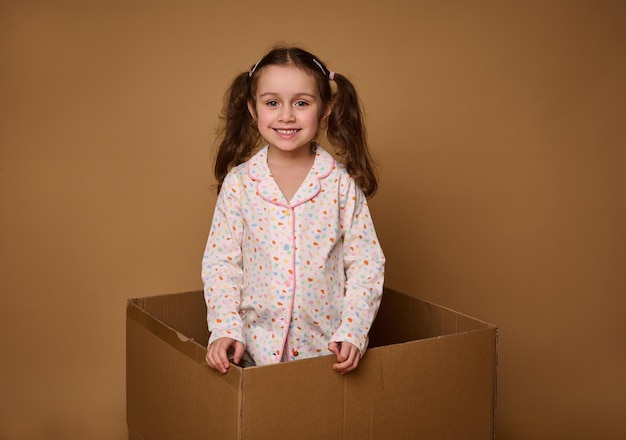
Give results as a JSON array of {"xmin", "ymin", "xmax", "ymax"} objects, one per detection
[
  {"xmin": 266, "ymin": 100, "xmax": 279, "ymax": 107},
  {"xmin": 295, "ymin": 101, "xmax": 309, "ymax": 107}
]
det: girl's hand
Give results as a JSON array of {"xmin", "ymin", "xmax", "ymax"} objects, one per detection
[
  {"xmin": 328, "ymin": 341, "xmax": 361, "ymax": 374},
  {"xmin": 206, "ymin": 337, "xmax": 244, "ymax": 374}
]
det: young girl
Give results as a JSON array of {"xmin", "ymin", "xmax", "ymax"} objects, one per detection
[{"xmin": 202, "ymin": 46, "xmax": 385, "ymax": 375}]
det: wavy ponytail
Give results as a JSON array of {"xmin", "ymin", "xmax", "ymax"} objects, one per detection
[
  {"xmin": 327, "ymin": 73, "xmax": 378, "ymax": 198},
  {"xmin": 214, "ymin": 72, "xmax": 260, "ymax": 192}
]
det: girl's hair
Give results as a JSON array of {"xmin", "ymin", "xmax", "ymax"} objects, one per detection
[{"xmin": 214, "ymin": 45, "xmax": 378, "ymax": 197}]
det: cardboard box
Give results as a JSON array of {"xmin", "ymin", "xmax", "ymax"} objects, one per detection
[{"xmin": 126, "ymin": 288, "xmax": 497, "ymax": 439}]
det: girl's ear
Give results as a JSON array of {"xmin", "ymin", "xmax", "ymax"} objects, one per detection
[
  {"xmin": 247, "ymin": 100, "xmax": 257, "ymax": 121},
  {"xmin": 321, "ymin": 100, "xmax": 333, "ymax": 124}
]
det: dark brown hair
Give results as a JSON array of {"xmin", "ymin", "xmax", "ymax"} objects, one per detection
[{"xmin": 214, "ymin": 45, "xmax": 378, "ymax": 197}]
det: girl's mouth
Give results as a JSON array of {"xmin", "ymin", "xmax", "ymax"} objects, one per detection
[{"xmin": 274, "ymin": 129, "xmax": 299, "ymax": 135}]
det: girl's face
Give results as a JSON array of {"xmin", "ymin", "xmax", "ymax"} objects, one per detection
[{"xmin": 249, "ymin": 64, "xmax": 329, "ymax": 157}]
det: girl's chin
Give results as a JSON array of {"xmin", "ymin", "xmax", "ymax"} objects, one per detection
[{"xmin": 267, "ymin": 142, "xmax": 316, "ymax": 155}]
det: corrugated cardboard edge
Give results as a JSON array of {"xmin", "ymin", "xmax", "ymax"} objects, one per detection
[
  {"xmin": 237, "ymin": 368, "xmax": 244, "ymax": 440},
  {"xmin": 126, "ymin": 297, "xmax": 205, "ymax": 364},
  {"xmin": 127, "ymin": 289, "xmax": 496, "ymax": 358},
  {"xmin": 494, "ymin": 327, "xmax": 499, "ymax": 440},
  {"xmin": 437, "ymin": 298, "xmax": 499, "ymax": 440}
]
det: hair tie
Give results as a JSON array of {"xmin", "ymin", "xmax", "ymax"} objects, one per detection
[
  {"xmin": 249, "ymin": 59, "xmax": 262, "ymax": 77},
  {"xmin": 312, "ymin": 58, "xmax": 336, "ymax": 82},
  {"xmin": 311, "ymin": 58, "xmax": 326, "ymax": 75}
]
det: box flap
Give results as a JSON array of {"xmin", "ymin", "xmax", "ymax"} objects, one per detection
[
  {"xmin": 126, "ymin": 297, "xmax": 242, "ymax": 439},
  {"xmin": 369, "ymin": 288, "xmax": 495, "ymax": 347}
]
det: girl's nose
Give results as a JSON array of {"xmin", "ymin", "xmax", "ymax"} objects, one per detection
[{"xmin": 278, "ymin": 107, "xmax": 295, "ymax": 122}]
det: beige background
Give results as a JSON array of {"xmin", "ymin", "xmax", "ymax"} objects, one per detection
[{"xmin": 1, "ymin": 1, "xmax": 625, "ymax": 439}]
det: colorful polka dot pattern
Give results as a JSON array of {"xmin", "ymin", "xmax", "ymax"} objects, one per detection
[{"xmin": 202, "ymin": 146, "xmax": 385, "ymax": 366}]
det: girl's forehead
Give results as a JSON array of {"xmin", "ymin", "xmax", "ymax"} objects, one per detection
[{"xmin": 255, "ymin": 65, "xmax": 318, "ymax": 94}]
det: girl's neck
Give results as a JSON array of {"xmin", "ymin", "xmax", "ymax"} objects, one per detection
[
  {"xmin": 267, "ymin": 142, "xmax": 316, "ymax": 166},
  {"xmin": 267, "ymin": 143, "xmax": 316, "ymax": 203}
]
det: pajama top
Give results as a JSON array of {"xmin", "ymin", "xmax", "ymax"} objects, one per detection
[{"xmin": 201, "ymin": 145, "xmax": 385, "ymax": 366}]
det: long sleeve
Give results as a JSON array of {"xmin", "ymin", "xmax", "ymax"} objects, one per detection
[
  {"xmin": 201, "ymin": 172, "xmax": 246, "ymax": 346},
  {"xmin": 330, "ymin": 178, "xmax": 385, "ymax": 354}
]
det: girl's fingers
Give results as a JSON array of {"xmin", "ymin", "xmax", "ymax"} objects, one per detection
[
  {"xmin": 232, "ymin": 341, "xmax": 245, "ymax": 365},
  {"xmin": 206, "ymin": 338, "xmax": 235, "ymax": 374},
  {"xmin": 331, "ymin": 342, "xmax": 360, "ymax": 374}
]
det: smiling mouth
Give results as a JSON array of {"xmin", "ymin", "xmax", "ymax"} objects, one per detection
[{"xmin": 274, "ymin": 129, "xmax": 300, "ymax": 135}]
